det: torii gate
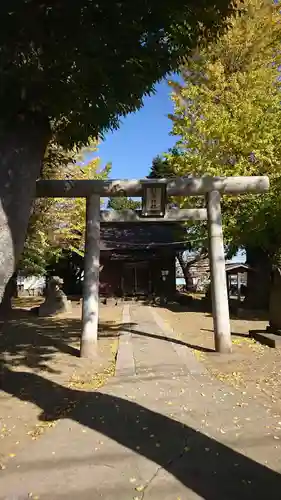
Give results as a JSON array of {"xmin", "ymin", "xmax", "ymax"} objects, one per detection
[{"xmin": 36, "ymin": 175, "xmax": 269, "ymax": 357}]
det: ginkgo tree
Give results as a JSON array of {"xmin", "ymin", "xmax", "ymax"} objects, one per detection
[
  {"xmin": 0, "ymin": 0, "xmax": 234, "ymax": 303},
  {"xmin": 166, "ymin": 0, "xmax": 281, "ymax": 307},
  {"xmin": 18, "ymin": 141, "xmax": 77, "ymax": 278},
  {"xmin": 20, "ymin": 141, "xmax": 110, "ymax": 274},
  {"xmin": 51, "ymin": 152, "xmax": 111, "ymax": 258}
]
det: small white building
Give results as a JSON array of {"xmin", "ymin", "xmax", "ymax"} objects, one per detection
[{"xmin": 17, "ymin": 275, "xmax": 46, "ymax": 296}]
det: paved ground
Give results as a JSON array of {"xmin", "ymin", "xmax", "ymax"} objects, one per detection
[
  {"xmin": 0, "ymin": 301, "xmax": 121, "ymax": 464},
  {"xmin": 1, "ymin": 304, "xmax": 281, "ymax": 499},
  {"xmin": 158, "ymin": 303, "xmax": 281, "ymax": 415}
]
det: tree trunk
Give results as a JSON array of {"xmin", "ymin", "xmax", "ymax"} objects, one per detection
[
  {"xmin": 177, "ymin": 250, "xmax": 208, "ymax": 291},
  {"xmin": 245, "ymin": 246, "xmax": 272, "ymax": 310},
  {"xmin": 0, "ymin": 117, "xmax": 50, "ymax": 303}
]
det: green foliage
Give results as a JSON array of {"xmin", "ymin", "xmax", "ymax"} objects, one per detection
[
  {"xmin": 19, "ymin": 142, "xmax": 111, "ymax": 274},
  {"xmin": 18, "ymin": 140, "xmax": 72, "ymax": 276},
  {"xmin": 42, "ymin": 141, "xmax": 76, "ymax": 179},
  {"xmin": 148, "ymin": 152, "xmax": 178, "ymax": 179},
  {"xmin": 107, "ymin": 197, "xmax": 141, "ymax": 211},
  {"xmin": 50, "ymin": 148, "xmax": 111, "ymax": 257},
  {"xmin": 19, "ymin": 228, "xmax": 61, "ymax": 277},
  {"xmin": 166, "ymin": 0, "xmax": 281, "ymax": 258},
  {"xmin": 0, "ymin": 1, "xmax": 233, "ymax": 147}
]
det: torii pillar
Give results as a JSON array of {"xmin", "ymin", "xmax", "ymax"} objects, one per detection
[
  {"xmin": 206, "ymin": 190, "xmax": 231, "ymax": 353},
  {"xmin": 80, "ymin": 194, "xmax": 100, "ymax": 358}
]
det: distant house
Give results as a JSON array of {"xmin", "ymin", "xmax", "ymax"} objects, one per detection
[
  {"xmin": 99, "ymin": 222, "xmax": 188, "ymax": 298},
  {"xmin": 225, "ymin": 262, "xmax": 251, "ymax": 300},
  {"xmin": 182, "ymin": 260, "xmax": 250, "ymax": 295},
  {"xmin": 225, "ymin": 262, "xmax": 250, "ymax": 278},
  {"xmin": 186, "ymin": 258, "xmax": 210, "ymax": 291},
  {"xmin": 17, "ymin": 275, "xmax": 46, "ymax": 296}
]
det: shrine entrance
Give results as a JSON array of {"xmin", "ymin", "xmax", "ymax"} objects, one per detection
[
  {"xmin": 123, "ymin": 262, "xmax": 150, "ymax": 295},
  {"xmin": 36, "ymin": 175, "xmax": 269, "ymax": 357}
]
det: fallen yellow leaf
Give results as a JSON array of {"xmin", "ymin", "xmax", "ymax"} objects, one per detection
[{"xmin": 135, "ymin": 485, "xmax": 144, "ymax": 492}]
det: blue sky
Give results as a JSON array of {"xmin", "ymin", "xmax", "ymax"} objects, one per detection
[
  {"xmin": 97, "ymin": 79, "xmax": 176, "ymax": 179},
  {"xmin": 93, "ymin": 78, "xmax": 245, "ymax": 263}
]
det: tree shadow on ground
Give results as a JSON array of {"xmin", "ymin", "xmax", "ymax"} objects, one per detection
[
  {"xmin": 163, "ymin": 298, "xmax": 212, "ymax": 315},
  {"xmin": 132, "ymin": 295, "xmax": 213, "ymax": 315},
  {"xmin": 0, "ymin": 303, "xmax": 266, "ymax": 374},
  {"xmin": 1, "ymin": 367, "xmax": 281, "ymax": 499},
  {"xmin": 98, "ymin": 321, "xmax": 215, "ymax": 353},
  {"xmin": 163, "ymin": 299, "xmax": 269, "ymax": 322},
  {"xmin": 201, "ymin": 328, "xmax": 254, "ymax": 340},
  {"xmin": 0, "ymin": 309, "xmax": 121, "ymax": 372},
  {"xmin": 129, "ymin": 328, "xmax": 214, "ymax": 353},
  {"xmin": 230, "ymin": 309, "xmax": 269, "ymax": 322},
  {"xmin": 127, "ymin": 294, "xmax": 269, "ymax": 322}
]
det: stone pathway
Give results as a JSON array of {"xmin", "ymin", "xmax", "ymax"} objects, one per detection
[{"xmin": 1, "ymin": 304, "xmax": 281, "ymax": 499}]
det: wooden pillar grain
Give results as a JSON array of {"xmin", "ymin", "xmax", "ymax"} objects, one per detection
[
  {"xmin": 206, "ymin": 191, "xmax": 232, "ymax": 353},
  {"xmin": 81, "ymin": 194, "xmax": 100, "ymax": 358}
]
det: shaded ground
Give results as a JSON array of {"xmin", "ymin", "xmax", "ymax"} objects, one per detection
[
  {"xmin": 0, "ymin": 299, "xmax": 121, "ymax": 466},
  {"xmin": 157, "ymin": 303, "xmax": 281, "ymax": 415},
  {"xmin": 1, "ymin": 304, "xmax": 281, "ymax": 499}
]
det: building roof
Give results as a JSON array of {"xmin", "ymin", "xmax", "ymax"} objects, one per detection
[
  {"xmin": 225, "ymin": 263, "xmax": 252, "ymax": 273},
  {"xmin": 100, "ymin": 222, "xmax": 188, "ymax": 252}
]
